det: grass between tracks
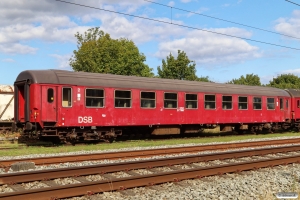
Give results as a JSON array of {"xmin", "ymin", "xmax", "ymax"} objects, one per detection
[{"xmin": 0, "ymin": 132, "xmax": 299, "ymax": 157}]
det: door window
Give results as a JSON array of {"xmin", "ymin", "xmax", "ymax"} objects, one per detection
[
  {"xmin": 280, "ymin": 98, "xmax": 283, "ymax": 110},
  {"xmin": 62, "ymin": 88, "xmax": 72, "ymax": 107},
  {"xmin": 47, "ymin": 88, "xmax": 54, "ymax": 103}
]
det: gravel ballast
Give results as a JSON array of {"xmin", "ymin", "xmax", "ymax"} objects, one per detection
[{"xmin": 64, "ymin": 164, "xmax": 300, "ymax": 200}]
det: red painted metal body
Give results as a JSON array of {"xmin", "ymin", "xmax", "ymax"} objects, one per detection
[
  {"xmin": 14, "ymin": 70, "xmax": 300, "ymax": 142},
  {"xmin": 19, "ymin": 84, "xmax": 291, "ymax": 128}
]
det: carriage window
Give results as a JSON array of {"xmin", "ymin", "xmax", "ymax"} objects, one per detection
[
  {"xmin": 115, "ymin": 90, "xmax": 131, "ymax": 108},
  {"xmin": 238, "ymin": 96, "xmax": 248, "ymax": 110},
  {"xmin": 185, "ymin": 94, "xmax": 197, "ymax": 109},
  {"xmin": 62, "ymin": 88, "xmax": 72, "ymax": 107},
  {"xmin": 298, "ymin": 100, "xmax": 300, "ymax": 108},
  {"xmin": 267, "ymin": 98, "xmax": 275, "ymax": 110},
  {"xmin": 141, "ymin": 91, "xmax": 155, "ymax": 108},
  {"xmin": 222, "ymin": 96, "xmax": 232, "ymax": 110},
  {"xmin": 286, "ymin": 100, "xmax": 288, "ymax": 108},
  {"xmin": 253, "ymin": 97, "xmax": 262, "ymax": 110},
  {"xmin": 85, "ymin": 89, "xmax": 104, "ymax": 108},
  {"xmin": 205, "ymin": 94, "xmax": 215, "ymax": 109},
  {"xmin": 47, "ymin": 88, "xmax": 54, "ymax": 103},
  {"xmin": 164, "ymin": 93, "xmax": 177, "ymax": 108},
  {"xmin": 280, "ymin": 98, "xmax": 283, "ymax": 110}
]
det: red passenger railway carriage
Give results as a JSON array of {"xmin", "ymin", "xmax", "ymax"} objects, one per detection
[{"xmin": 14, "ymin": 70, "xmax": 297, "ymax": 143}]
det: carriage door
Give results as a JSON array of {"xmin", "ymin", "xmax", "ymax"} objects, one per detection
[
  {"xmin": 295, "ymin": 98, "xmax": 300, "ymax": 120},
  {"xmin": 42, "ymin": 86, "xmax": 57, "ymax": 122},
  {"xmin": 279, "ymin": 98, "xmax": 286, "ymax": 120}
]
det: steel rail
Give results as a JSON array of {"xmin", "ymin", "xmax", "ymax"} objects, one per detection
[
  {"xmin": 0, "ymin": 154, "xmax": 299, "ymax": 200},
  {"xmin": 1, "ymin": 137, "xmax": 300, "ymax": 167},
  {"xmin": 0, "ymin": 144, "xmax": 300, "ymax": 185}
]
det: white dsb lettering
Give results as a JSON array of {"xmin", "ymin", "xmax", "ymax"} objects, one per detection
[{"xmin": 78, "ymin": 116, "xmax": 93, "ymax": 123}]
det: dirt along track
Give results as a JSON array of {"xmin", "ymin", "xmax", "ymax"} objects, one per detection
[
  {"xmin": 1, "ymin": 137, "xmax": 300, "ymax": 168},
  {"xmin": 0, "ymin": 144, "xmax": 300, "ymax": 199}
]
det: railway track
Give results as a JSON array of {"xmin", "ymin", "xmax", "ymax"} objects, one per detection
[
  {"xmin": 0, "ymin": 145, "xmax": 300, "ymax": 199},
  {"xmin": 1, "ymin": 137, "xmax": 300, "ymax": 167}
]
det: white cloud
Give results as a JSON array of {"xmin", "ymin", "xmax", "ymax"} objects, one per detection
[
  {"xmin": 274, "ymin": 10, "xmax": 300, "ymax": 40},
  {"xmin": 155, "ymin": 28, "xmax": 261, "ymax": 65},
  {"xmin": 96, "ymin": 14, "xmax": 186, "ymax": 43},
  {"xmin": 260, "ymin": 69, "xmax": 300, "ymax": 85},
  {"xmin": 0, "ymin": 0, "xmax": 263, "ymax": 67},
  {"xmin": 0, "ymin": 43, "xmax": 37, "ymax": 54},
  {"xmin": 50, "ymin": 54, "xmax": 72, "ymax": 69},
  {"xmin": 281, "ymin": 68, "xmax": 300, "ymax": 75},
  {"xmin": 0, "ymin": 18, "xmax": 91, "ymax": 43},
  {"xmin": 260, "ymin": 75, "xmax": 273, "ymax": 85},
  {"xmin": 0, "ymin": 0, "xmax": 148, "ymax": 54}
]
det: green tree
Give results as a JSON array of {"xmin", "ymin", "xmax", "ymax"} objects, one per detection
[
  {"xmin": 157, "ymin": 50, "xmax": 198, "ymax": 81},
  {"xmin": 267, "ymin": 74, "xmax": 300, "ymax": 89},
  {"xmin": 70, "ymin": 27, "xmax": 153, "ymax": 77},
  {"xmin": 196, "ymin": 76, "xmax": 211, "ymax": 82},
  {"xmin": 227, "ymin": 74, "xmax": 261, "ymax": 86}
]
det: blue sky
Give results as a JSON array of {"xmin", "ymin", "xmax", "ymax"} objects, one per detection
[{"xmin": 1, "ymin": 0, "xmax": 300, "ymax": 85}]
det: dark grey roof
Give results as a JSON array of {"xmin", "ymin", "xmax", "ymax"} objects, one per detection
[
  {"xmin": 15, "ymin": 70, "xmax": 290, "ymax": 97},
  {"xmin": 285, "ymin": 89, "xmax": 300, "ymax": 98}
]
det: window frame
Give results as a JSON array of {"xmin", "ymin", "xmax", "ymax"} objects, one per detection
[
  {"xmin": 222, "ymin": 95, "xmax": 232, "ymax": 110},
  {"xmin": 238, "ymin": 96, "xmax": 248, "ymax": 110},
  {"xmin": 253, "ymin": 97, "xmax": 262, "ymax": 110},
  {"xmin": 62, "ymin": 87, "xmax": 72, "ymax": 108},
  {"xmin": 267, "ymin": 97, "xmax": 275, "ymax": 110},
  {"xmin": 185, "ymin": 93, "xmax": 198, "ymax": 109},
  {"xmin": 204, "ymin": 94, "xmax": 216, "ymax": 110},
  {"xmin": 114, "ymin": 90, "xmax": 132, "ymax": 108},
  {"xmin": 140, "ymin": 91, "xmax": 156, "ymax": 109},
  {"xmin": 85, "ymin": 88, "xmax": 105, "ymax": 108},
  {"xmin": 164, "ymin": 92, "xmax": 178, "ymax": 109}
]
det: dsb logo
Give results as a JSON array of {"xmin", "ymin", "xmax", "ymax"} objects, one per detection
[{"xmin": 78, "ymin": 116, "xmax": 93, "ymax": 123}]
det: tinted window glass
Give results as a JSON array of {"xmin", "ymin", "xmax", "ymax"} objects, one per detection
[
  {"xmin": 253, "ymin": 97, "xmax": 262, "ymax": 110},
  {"xmin": 238, "ymin": 96, "xmax": 248, "ymax": 110},
  {"xmin": 267, "ymin": 98, "xmax": 275, "ymax": 110},
  {"xmin": 185, "ymin": 94, "xmax": 197, "ymax": 109},
  {"xmin": 205, "ymin": 95, "xmax": 215, "ymax": 109},
  {"xmin": 164, "ymin": 93, "xmax": 177, "ymax": 108},
  {"xmin": 115, "ymin": 90, "xmax": 131, "ymax": 108},
  {"xmin": 86, "ymin": 89, "xmax": 104, "ymax": 107},
  {"xmin": 222, "ymin": 96, "xmax": 232, "ymax": 110},
  {"xmin": 47, "ymin": 88, "xmax": 54, "ymax": 103},
  {"xmin": 141, "ymin": 91, "xmax": 155, "ymax": 108}
]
